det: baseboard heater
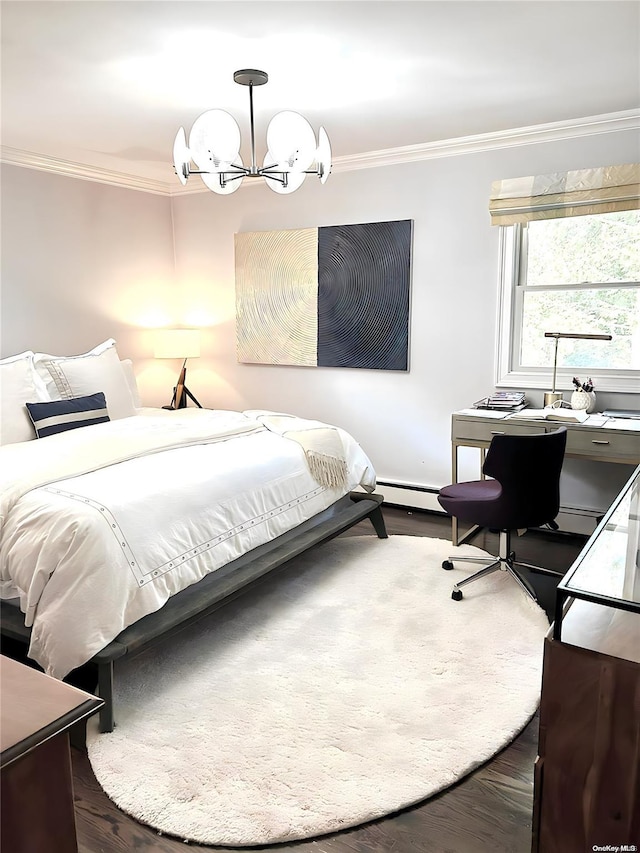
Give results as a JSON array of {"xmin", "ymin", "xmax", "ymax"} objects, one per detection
[{"xmin": 375, "ymin": 481, "xmax": 444, "ymax": 513}]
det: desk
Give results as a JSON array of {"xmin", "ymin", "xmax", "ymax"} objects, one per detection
[
  {"xmin": 450, "ymin": 411, "xmax": 640, "ymax": 545},
  {"xmin": 1, "ymin": 656, "xmax": 103, "ymax": 853}
]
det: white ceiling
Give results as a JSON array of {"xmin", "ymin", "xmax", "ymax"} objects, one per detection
[{"xmin": 1, "ymin": 1, "xmax": 639, "ymax": 193}]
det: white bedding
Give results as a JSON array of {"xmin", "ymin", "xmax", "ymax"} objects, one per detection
[{"xmin": 0, "ymin": 408, "xmax": 376, "ymax": 678}]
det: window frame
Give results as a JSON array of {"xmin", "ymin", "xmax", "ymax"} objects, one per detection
[{"xmin": 495, "ymin": 222, "xmax": 640, "ymax": 394}]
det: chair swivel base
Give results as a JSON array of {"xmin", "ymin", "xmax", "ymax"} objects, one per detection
[{"xmin": 442, "ymin": 530, "xmax": 564, "ymax": 602}]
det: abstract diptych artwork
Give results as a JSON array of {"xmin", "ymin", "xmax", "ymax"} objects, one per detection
[{"xmin": 235, "ymin": 220, "xmax": 412, "ymax": 370}]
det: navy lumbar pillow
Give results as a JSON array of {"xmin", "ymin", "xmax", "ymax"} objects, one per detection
[{"xmin": 26, "ymin": 392, "xmax": 110, "ymax": 438}]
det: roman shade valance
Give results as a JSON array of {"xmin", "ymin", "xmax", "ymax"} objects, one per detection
[{"xmin": 489, "ymin": 163, "xmax": 640, "ymax": 226}]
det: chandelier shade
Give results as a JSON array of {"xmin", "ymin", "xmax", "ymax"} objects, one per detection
[
  {"xmin": 173, "ymin": 128, "xmax": 190, "ymax": 186},
  {"xmin": 189, "ymin": 109, "xmax": 241, "ymax": 169},
  {"xmin": 266, "ymin": 110, "xmax": 316, "ymax": 172},
  {"xmin": 173, "ymin": 69, "xmax": 331, "ymax": 195},
  {"xmin": 316, "ymin": 127, "xmax": 332, "ymax": 185}
]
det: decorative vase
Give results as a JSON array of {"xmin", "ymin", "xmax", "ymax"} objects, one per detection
[{"xmin": 571, "ymin": 390, "xmax": 596, "ymax": 413}]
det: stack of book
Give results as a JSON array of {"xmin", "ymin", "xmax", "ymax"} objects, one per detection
[{"xmin": 473, "ymin": 391, "xmax": 527, "ymax": 412}]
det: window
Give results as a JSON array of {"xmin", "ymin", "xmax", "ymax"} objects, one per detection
[{"xmin": 496, "ymin": 210, "xmax": 640, "ymax": 393}]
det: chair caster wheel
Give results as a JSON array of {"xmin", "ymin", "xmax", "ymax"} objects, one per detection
[
  {"xmin": 451, "ymin": 589, "xmax": 463, "ymax": 601},
  {"xmin": 442, "ymin": 560, "xmax": 454, "ymax": 570}
]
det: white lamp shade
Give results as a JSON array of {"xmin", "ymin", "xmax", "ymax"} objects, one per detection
[
  {"xmin": 266, "ymin": 110, "xmax": 316, "ymax": 172},
  {"xmin": 189, "ymin": 109, "xmax": 241, "ymax": 169},
  {"xmin": 154, "ymin": 329, "xmax": 201, "ymax": 359},
  {"xmin": 173, "ymin": 127, "xmax": 191, "ymax": 186}
]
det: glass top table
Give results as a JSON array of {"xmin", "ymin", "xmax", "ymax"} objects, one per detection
[{"xmin": 553, "ymin": 463, "xmax": 640, "ymax": 641}]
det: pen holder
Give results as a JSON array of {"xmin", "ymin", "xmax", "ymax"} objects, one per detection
[{"xmin": 571, "ymin": 390, "xmax": 596, "ymax": 413}]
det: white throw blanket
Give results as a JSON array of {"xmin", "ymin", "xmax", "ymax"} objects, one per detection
[{"xmin": 245, "ymin": 413, "xmax": 349, "ymax": 490}]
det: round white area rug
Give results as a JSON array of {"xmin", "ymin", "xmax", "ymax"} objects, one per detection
[{"xmin": 86, "ymin": 535, "xmax": 549, "ymax": 846}]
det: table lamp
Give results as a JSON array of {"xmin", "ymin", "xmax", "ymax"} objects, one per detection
[
  {"xmin": 543, "ymin": 332, "xmax": 612, "ymax": 408},
  {"xmin": 154, "ymin": 329, "xmax": 202, "ymax": 409}
]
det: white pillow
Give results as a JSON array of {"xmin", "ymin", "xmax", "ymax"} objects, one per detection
[
  {"xmin": 0, "ymin": 351, "xmax": 50, "ymax": 445},
  {"xmin": 120, "ymin": 358, "xmax": 142, "ymax": 409},
  {"xmin": 33, "ymin": 339, "xmax": 137, "ymax": 420}
]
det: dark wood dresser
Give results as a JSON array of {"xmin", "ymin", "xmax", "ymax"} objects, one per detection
[
  {"xmin": 532, "ymin": 465, "xmax": 640, "ymax": 852},
  {"xmin": 1, "ymin": 655, "xmax": 103, "ymax": 853}
]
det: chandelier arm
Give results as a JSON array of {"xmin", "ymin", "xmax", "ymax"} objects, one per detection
[
  {"xmin": 219, "ymin": 172, "xmax": 246, "ymax": 185},
  {"xmin": 190, "ymin": 166, "xmax": 250, "ymax": 177},
  {"xmin": 257, "ymin": 170, "xmax": 287, "ymax": 186}
]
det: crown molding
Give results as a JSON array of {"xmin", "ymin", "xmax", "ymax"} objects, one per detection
[
  {"xmin": 331, "ymin": 109, "xmax": 640, "ymax": 173},
  {"xmin": 2, "ymin": 110, "xmax": 638, "ymax": 196},
  {"xmin": 0, "ymin": 148, "xmax": 171, "ymax": 195}
]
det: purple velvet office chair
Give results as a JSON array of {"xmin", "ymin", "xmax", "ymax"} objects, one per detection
[{"xmin": 438, "ymin": 428, "xmax": 568, "ymax": 601}]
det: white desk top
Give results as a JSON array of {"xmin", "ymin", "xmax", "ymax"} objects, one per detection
[{"xmin": 455, "ymin": 408, "xmax": 640, "ymax": 431}]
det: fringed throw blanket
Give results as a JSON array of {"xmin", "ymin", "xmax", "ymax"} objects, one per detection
[{"xmin": 251, "ymin": 414, "xmax": 349, "ymax": 491}]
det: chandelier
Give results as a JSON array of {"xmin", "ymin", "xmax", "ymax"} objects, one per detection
[{"xmin": 173, "ymin": 69, "xmax": 331, "ymax": 195}]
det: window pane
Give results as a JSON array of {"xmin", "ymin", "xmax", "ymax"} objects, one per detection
[
  {"xmin": 527, "ymin": 211, "xmax": 640, "ymax": 286},
  {"xmin": 520, "ymin": 287, "xmax": 640, "ymax": 369}
]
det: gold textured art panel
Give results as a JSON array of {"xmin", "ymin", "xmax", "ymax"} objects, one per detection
[{"xmin": 235, "ymin": 228, "xmax": 318, "ymax": 365}]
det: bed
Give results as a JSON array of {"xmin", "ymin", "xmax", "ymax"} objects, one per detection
[{"xmin": 0, "ymin": 342, "xmax": 387, "ymax": 732}]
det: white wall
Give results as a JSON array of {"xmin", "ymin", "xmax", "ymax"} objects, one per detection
[
  {"xmin": 170, "ymin": 129, "xmax": 640, "ymax": 512},
  {"xmin": 1, "ymin": 129, "xmax": 638, "ymax": 522},
  {"xmin": 0, "ymin": 164, "xmax": 176, "ymax": 362}
]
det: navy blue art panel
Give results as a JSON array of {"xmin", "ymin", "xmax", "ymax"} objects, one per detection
[{"xmin": 317, "ymin": 220, "xmax": 412, "ymax": 370}]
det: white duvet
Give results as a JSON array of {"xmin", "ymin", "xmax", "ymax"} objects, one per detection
[{"xmin": 0, "ymin": 409, "xmax": 376, "ymax": 678}]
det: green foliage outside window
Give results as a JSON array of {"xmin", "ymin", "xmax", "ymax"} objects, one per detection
[
  {"xmin": 526, "ymin": 211, "xmax": 639, "ymax": 286},
  {"xmin": 519, "ymin": 211, "xmax": 640, "ymax": 371}
]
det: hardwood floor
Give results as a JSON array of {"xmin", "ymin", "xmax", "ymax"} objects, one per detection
[{"xmin": 69, "ymin": 506, "xmax": 586, "ymax": 853}]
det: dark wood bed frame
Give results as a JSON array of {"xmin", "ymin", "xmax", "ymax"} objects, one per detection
[{"xmin": 1, "ymin": 491, "xmax": 387, "ymax": 733}]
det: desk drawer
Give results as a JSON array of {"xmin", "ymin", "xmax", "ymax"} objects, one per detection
[
  {"xmin": 565, "ymin": 429, "xmax": 640, "ymax": 463},
  {"xmin": 453, "ymin": 419, "xmax": 544, "ymax": 443}
]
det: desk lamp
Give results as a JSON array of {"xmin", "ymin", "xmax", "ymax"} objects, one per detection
[
  {"xmin": 154, "ymin": 329, "xmax": 203, "ymax": 409},
  {"xmin": 543, "ymin": 332, "xmax": 612, "ymax": 407}
]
